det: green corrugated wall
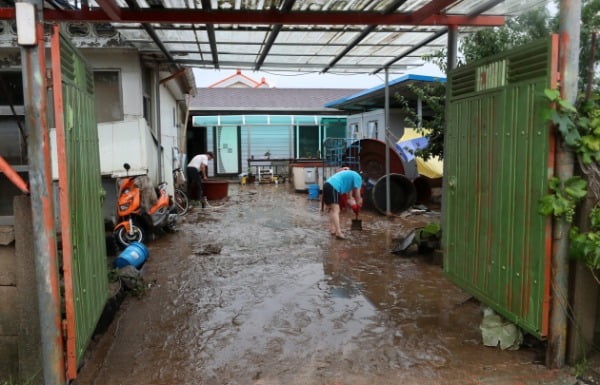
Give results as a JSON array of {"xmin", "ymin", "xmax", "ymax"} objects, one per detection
[
  {"xmin": 59, "ymin": 34, "xmax": 109, "ymax": 362},
  {"xmin": 444, "ymin": 38, "xmax": 556, "ymax": 338}
]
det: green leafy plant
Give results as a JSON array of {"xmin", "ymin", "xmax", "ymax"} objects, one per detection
[
  {"xmin": 395, "ymin": 83, "xmax": 446, "ymax": 161},
  {"xmin": 415, "ymin": 222, "xmax": 442, "ymax": 253},
  {"xmin": 540, "ymin": 89, "xmax": 600, "ymax": 274},
  {"xmin": 544, "ymin": 89, "xmax": 600, "ymax": 165},
  {"xmin": 2, "ymin": 372, "xmax": 39, "ymax": 385},
  {"xmin": 574, "ymin": 357, "xmax": 590, "ymax": 378},
  {"xmin": 418, "ymin": 222, "xmax": 441, "ymax": 239},
  {"xmin": 570, "ymin": 205, "xmax": 600, "ymax": 271},
  {"xmin": 539, "ymin": 176, "xmax": 588, "ymax": 222}
]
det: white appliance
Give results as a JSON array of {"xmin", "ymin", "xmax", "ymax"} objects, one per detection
[{"xmin": 291, "ymin": 164, "xmax": 337, "ymax": 191}]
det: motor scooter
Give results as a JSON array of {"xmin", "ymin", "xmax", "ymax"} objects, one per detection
[{"xmin": 113, "ymin": 163, "xmax": 178, "ymax": 249}]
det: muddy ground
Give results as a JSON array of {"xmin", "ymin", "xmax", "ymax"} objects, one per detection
[{"xmin": 75, "ymin": 184, "xmax": 580, "ymax": 385}]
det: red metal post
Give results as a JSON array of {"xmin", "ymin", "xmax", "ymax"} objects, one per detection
[
  {"xmin": 0, "ymin": 155, "xmax": 29, "ymax": 193},
  {"xmin": 51, "ymin": 23, "xmax": 78, "ymax": 380},
  {"xmin": 543, "ymin": 34, "xmax": 560, "ymax": 338}
]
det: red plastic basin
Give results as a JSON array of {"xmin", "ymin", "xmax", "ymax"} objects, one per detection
[{"xmin": 203, "ymin": 180, "xmax": 229, "ymax": 200}]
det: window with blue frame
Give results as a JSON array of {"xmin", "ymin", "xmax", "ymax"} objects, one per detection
[{"xmin": 193, "ymin": 114, "xmax": 347, "ymax": 161}]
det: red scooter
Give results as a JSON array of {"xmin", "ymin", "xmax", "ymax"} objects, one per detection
[{"xmin": 113, "ymin": 163, "xmax": 177, "ymax": 249}]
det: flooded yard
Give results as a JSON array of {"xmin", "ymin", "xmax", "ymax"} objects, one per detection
[{"xmin": 74, "ymin": 184, "xmax": 575, "ymax": 385}]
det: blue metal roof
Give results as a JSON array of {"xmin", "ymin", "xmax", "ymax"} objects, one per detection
[{"xmin": 325, "ymin": 74, "xmax": 446, "ymax": 111}]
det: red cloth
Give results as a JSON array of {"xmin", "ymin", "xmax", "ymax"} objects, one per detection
[
  {"xmin": 339, "ymin": 193, "xmax": 349, "ymax": 210},
  {"xmin": 340, "ymin": 187, "xmax": 364, "ymax": 212}
]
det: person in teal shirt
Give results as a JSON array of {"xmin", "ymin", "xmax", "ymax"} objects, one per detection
[{"xmin": 323, "ymin": 169, "xmax": 363, "ymax": 239}]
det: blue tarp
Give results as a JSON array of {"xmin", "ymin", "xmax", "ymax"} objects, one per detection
[{"xmin": 396, "ymin": 137, "xmax": 429, "ymax": 163}]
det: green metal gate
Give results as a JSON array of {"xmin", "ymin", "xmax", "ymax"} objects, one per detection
[
  {"xmin": 51, "ymin": 26, "xmax": 108, "ymax": 378},
  {"xmin": 444, "ymin": 37, "xmax": 558, "ymax": 339}
]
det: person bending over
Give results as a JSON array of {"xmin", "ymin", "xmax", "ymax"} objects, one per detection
[
  {"xmin": 323, "ymin": 169, "xmax": 363, "ymax": 239},
  {"xmin": 186, "ymin": 152, "xmax": 213, "ymax": 207}
]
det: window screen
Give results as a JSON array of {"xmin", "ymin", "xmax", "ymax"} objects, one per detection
[{"xmin": 93, "ymin": 71, "xmax": 123, "ymax": 123}]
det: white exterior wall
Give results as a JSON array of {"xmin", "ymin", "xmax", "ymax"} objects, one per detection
[
  {"xmin": 81, "ymin": 50, "xmax": 187, "ymax": 193},
  {"xmin": 346, "ymin": 109, "xmax": 405, "ymax": 142},
  {"xmin": 82, "ymin": 50, "xmax": 188, "ymax": 208},
  {"xmin": 97, "ymin": 118, "xmax": 152, "ymax": 176},
  {"xmin": 82, "ymin": 50, "xmax": 161, "ymax": 181},
  {"xmin": 345, "ymin": 108, "xmax": 417, "ymax": 177},
  {"xmin": 158, "ymin": 79, "xmax": 182, "ymax": 195},
  {"xmin": 83, "ymin": 50, "xmax": 144, "ymax": 118}
]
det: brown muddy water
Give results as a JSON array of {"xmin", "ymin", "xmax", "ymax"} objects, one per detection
[{"xmin": 75, "ymin": 184, "xmax": 574, "ymax": 385}]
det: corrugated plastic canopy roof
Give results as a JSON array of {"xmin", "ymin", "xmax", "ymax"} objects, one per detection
[
  {"xmin": 325, "ymin": 73, "xmax": 446, "ymax": 111},
  {"xmin": 0, "ymin": 0, "xmax": 548, "ymax": 75}
]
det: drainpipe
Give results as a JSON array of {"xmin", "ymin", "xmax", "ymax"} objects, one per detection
[
  {"xmin": 18, "ymin": 2, "xmax": 65, "ymax": 384},
  {"xmin": 384, "ymin": 67, "xmax": 391, "ymax": 216},
  {"xmin": 547, "ymin": 0, "xmax": 581, "ymax": 369},
  {"xmin": 183, "ymin": 96, "xmax": 191, "ymax": 153},
  {"xmin": 155, "ymin": 68, "xmax": 163, "ymax": 182}
]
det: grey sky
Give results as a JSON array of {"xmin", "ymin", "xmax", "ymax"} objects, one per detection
[{"xmin": 193, "ymin": 62, "xmax": 446, "ymax": 89}]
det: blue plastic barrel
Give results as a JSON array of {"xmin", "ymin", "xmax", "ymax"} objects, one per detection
[
  {"xmin": 307, "ymin": 184, "xmax": 320, "ymax": 200},
  {"xmin": 114, "ymin": 242, "xmax": 149, "ymax": 269}
]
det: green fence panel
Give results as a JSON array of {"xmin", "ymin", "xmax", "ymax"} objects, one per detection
[
  {"xmin": 444, "ymin": 38, "xmax": 556, "ymax": 338},
  {"xmin": 59, "ymin": 34, "xmax": 109, "ymax": 363}
]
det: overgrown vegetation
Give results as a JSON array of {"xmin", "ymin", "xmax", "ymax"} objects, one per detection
[
  {"xmin": 539, "ymin": 176, "xmax": 588, "ymax": 223},
  {"xmin": 415, "ymin": 222, "xmax": 442, "ymax": 253},
  {"xmin": 540, "ymin": 90, "xmax": 600, "ymax": 273},
  {"xmin": 425, "ymin": 2, "xmax": 599, "ymax": 93},
  {"xmin": 1, "ymin": 372, "xmax": 39, "ymax": 385},
  {"xmin": 415, "ymin": 2, "xmax": 598, "ymax": 160},
  {"xmin": 425, "ymin": 7, "xmax": 555, "ymax": 72}
]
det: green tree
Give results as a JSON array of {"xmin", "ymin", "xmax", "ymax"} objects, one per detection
[
  {"xmin": 456, "ymin": 1, "xmax": 598, "ymax": 93},
  {"xmin": 461, "ymin": 7, "xmax": 554, "ymax": 64},
  {"xmin": 395, "ymin": 83, "xmax": 446, "ymax": 160},
  {"xmin": 424, "ymin": 7, "xmax": 554, "ymax": 72},
  {"xmin": 416, "ymin": 3, "xmax": 599, "ymax": 161},
  {"xmin": 580, "ymin": 0, "xmax": 600, "ymax": 94}
]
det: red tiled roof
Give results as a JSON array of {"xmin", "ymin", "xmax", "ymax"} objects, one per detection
[{"xmin": 208, "ymin": 69, "xmax": 262, "ymax": 88}]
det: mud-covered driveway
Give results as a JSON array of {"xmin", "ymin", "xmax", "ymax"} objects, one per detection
[{"xmin": 75, "ymin": 184, "xmax": 575, "ymax": 385}]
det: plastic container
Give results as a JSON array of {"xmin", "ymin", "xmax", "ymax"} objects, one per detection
[
  {"xmin": 307, "ymin": 184, "xmax": 320, "ymax": 200},
  {"xmin": 203, "ymin": 180, "xmax": 229, "ymax": 200},
  {"xmin": 114, "ymin": 242, "xmax": 149, "ymax": 269},
  {"xmin": 371, "ymin": 173, "xmax": 416, "ymax": 215}
]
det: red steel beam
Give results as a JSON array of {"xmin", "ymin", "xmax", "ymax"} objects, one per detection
[
  {"xmin": 0, "ymin": 155, "xmax": 29, "ymax": 194},
  {"xmin": 410, "ymin": 0, "xmax": 458, "ymax": 24},
  {"xmin": 0, "ymin": 8, "xmax": 505, "ymax": 26},
  {"xmin": 95, "ymin": 0, "xmax": 122, "ymax": 21},
  {"xmin": 543, "ymin": 33, "xmax": 560, "ymax": 340},
  {"xmin": 159, "ymin": 67, "xmax": 187, "ymax": 84}
]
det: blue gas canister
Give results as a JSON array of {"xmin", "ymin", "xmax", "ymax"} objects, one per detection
[{"xmin": 114, "ymin": 242, "xmax": 149, "ymax": 269}]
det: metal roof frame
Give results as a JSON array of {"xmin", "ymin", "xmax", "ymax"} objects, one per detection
[{"xmin": 0, "ymin": 0, "xmax": 548, "ymax": 76}]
